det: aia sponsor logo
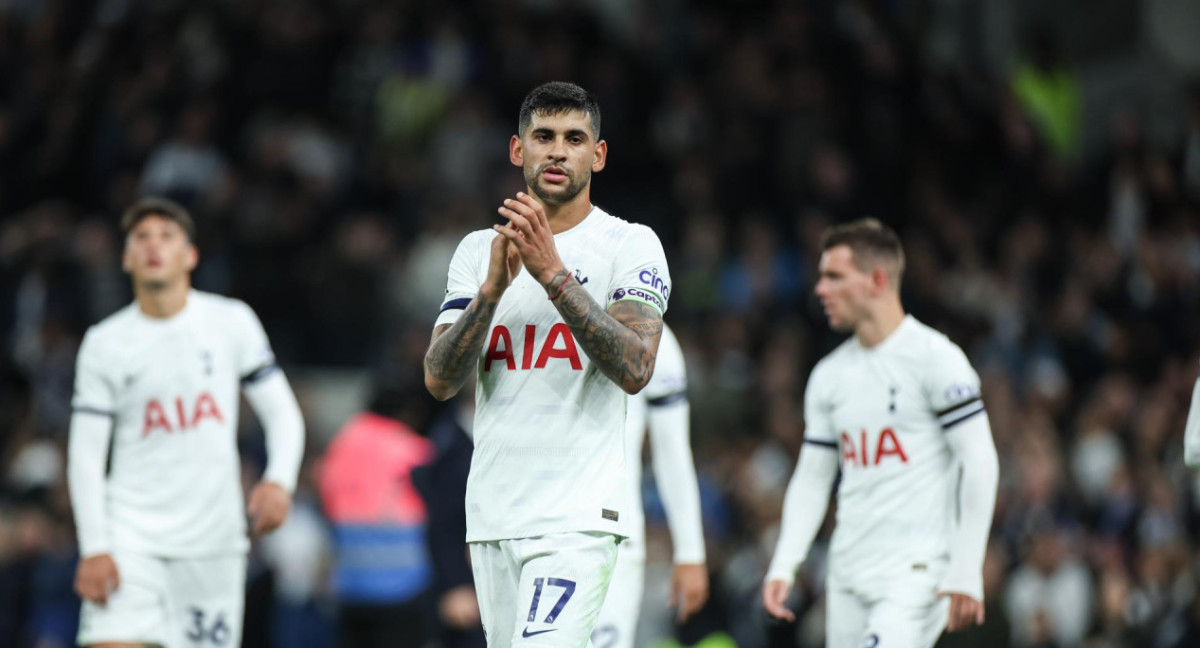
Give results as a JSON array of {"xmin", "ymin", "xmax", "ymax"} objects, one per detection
[
  {"xmin": 839, "ymin": 428, "xmax": 908, "ymax": 467},
  {"xmin": 484, "ymin": 323, "xmax": 581, "ymax": 371},
  {"xmin": 143, "ymin": 392, "xmax": 225, "ymax": 437}
]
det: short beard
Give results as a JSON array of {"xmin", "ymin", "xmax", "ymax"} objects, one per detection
[
  {"xmin": 525, "ymin": 165, "xmax": 590, "ymax": 206},
  {"xmin": 137, "ymin": 278, "xmax": 171, "ymax": 293}
]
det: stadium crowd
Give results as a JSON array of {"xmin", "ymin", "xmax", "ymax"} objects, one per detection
[{"xmin": 1, "ymin": 1, "xmax": 1200, "ymax": 647}]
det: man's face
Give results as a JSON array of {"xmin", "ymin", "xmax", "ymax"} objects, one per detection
[
  {"xmin": 511, "ymin": 109, "xmax": 606, "ymax": 206},
  {"xmin": 122, "ymin": 215, "xmax": 197, "ymax": 289},
  {"xmin": 814, "ymin": 245, "xmax": 874, "ymax": 332}
]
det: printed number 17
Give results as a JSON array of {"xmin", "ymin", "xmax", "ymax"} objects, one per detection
[{"xmin": 527, "ymin": 577, "xmax": 577, "ymax": 624}]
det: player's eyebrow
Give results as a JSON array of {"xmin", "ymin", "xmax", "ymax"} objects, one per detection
[{"xmin": 531, "ymin": 127, "xmax": 591, "ymax": 141}]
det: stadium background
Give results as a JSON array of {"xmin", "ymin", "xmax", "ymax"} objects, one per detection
[{"xmin": 2, "ymin": 0, "xmax": 1200, "ymax": 646}]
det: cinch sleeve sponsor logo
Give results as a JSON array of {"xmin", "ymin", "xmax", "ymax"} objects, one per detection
[{"xmin": 638, "ymin": 268, "xmax": 670, "ymax": 299}]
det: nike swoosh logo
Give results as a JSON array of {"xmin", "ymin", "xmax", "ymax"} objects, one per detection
[{"xmin": 522, "ymin": 628, "xmax": 558, "ymax": 638}]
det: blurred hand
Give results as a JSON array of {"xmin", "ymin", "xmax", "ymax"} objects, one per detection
[
  {"xmin": 247, "ymin": 481, "xmax": 291, "ymax": 535},
  {"xmin": 762, "ymin": 579, "xmax": 795, "ymax": 622},
  {"xmin": 939, "ymin": 592, "xmax": 984, "ymax": 631},
  {"xmin": 670, "ymin": 563, "xmax": 709, "ymax": 623},
  {"xmin": 439, "ymin": 585, "xmax": 481, "ymax": 630},
  {"xmin": 75, "ymin": 553, "xmax": 120, "ymax": 604}
]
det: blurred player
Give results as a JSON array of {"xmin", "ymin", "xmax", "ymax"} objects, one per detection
[
  {"xmin": 762, "ymin": 219, "xmax": 999, "ymax": 647},
  {"xmin": 1186, "ymin": 369, "xmax": 1200, "ymax": 468},
  {"xmin": 68, "ymin": 198, "xmax": 305, "ymax": 648},
  {"xmin": 424, "ymin": 81, "xmax": 670, "ymax": 648},
  {"xmin": 592, "ymin": 323, "xmax": 707, "ymax": 648}
]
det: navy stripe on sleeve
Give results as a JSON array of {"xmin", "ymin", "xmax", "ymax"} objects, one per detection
[
  {"xmin": 439, "ymin": 298, "xmax": 472, "ymax": 313},
  {"xmin": 942, "ymin": 407, "xmax": 986, "ymax": 431},
  {"xmin": 73, "ymin": 406, "xmax": 115, "ymax": 419},
  {"xmin": 240, "ymin": 363, "xmax": 280, "ymax": 385},
  {"xmin": 647, "ymin": 391, "xmax": 687, "ymax": 407},
  {"xmin": 804, "ymin": 438, "xmax": 838, "ymax": 450},
  {"xmin": 934, "ymin": 396, "xmax": 981, "ymax": 418}
]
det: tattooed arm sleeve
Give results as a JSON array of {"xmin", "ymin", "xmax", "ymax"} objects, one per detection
[
  {"xmin": 424, "ymin": 294, "xmax": 500, "ymax": 400},
  {"xmin": 424, "ymin": 233, "xmax": 492, "ymax": 401},
  {"xmin": 544, "ymin": 224, "xmax": 671, "ymax": 394},
  {"xmin": 545, "ymin": 270, "xmax": 663, "ymax": 394}
]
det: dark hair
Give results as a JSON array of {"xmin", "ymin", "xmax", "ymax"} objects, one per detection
[
  {"xmin": 518, "ymin": 82, "xmax": 601, "ymax": 138},
  {"xmin": 120, "ymin": 197, "xmax": 196, "ymax": 242},
  {"xmin": 821, "ymin": 218, "xmax": 906, "ymax": 284}
]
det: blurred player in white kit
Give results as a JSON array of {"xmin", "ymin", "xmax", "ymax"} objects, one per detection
[
  {"xmin": 423, "ymin": 82, "xmax": 672, "ymax": 648},
  {"xmin": 763, "ymin": 218, "xmax": 999, "ymax": 647},
  {"xmin": 1186, "ymin": 369, "xmax": 1200, "ymax": 468},
  {"xmin": 591, "ymin": 323, "xmax": 707, "ymax": 648},
  {"xmin": 68, "ymin": 198, "xmax": 305, "ymax": 648}
]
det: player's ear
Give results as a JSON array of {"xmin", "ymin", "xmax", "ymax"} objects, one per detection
[
  {"xmin": 871, "ymin": 266, "xmax": 890, "ymax": 293},
  {"xmin": 509, "ymin": 134, "xmax": 523, "ymax": 167},
  {"xmin": 121, "ymin": 244, "xmax": 133, "ymax": 275},
  {"xmin": 186, "ymin": 243, "xmax": 199, "ymax": 272},
  {"xmin": 592, "ymin": 139, "xmax": 607, "ymax": 173}
]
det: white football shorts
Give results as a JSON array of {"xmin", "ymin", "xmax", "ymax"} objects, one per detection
[
  {"xmin": 470, "ymin": 531, "xmax": 619, "ymax": 648},
  {"xmin": 590, "ymin": 542, "xmax": 644, "ymax": 648},
  {"xmin": 77, "ymin": 550, "xmax": 246, "ymax": 648},
  {"xmin": 825, "ymin": 560, "xmax": 951, "ymax": 648}
]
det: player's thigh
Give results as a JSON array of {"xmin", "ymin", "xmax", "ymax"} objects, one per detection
[
  {"xmin": 590, "ymin": 551, "xmax": 643, "ymax": 648},
  {"xmin": 78, "ymin": 551, "xmax": 171, "ymax": 648},
  {"xmin": 863, "ymin": 590, "xmax": 949, "ymax": 648},
  {"xmin": 825, "ymin": 584, "xmax": 871, "ymax": 648},
  {"xmin": 510, "ymin": 531, "xmax": 619, "ymax": 648},
  {"xmin": 167, "ymin": 554, "xmax": 246, "ymax": 648},
  {"xmin": 471, "ymin": 540, "xmax": 521, "ymax": 648}
]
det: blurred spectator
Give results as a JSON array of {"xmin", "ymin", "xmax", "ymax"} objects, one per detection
[
  {"xmin": 318, "ymin": 387, "xmax": 434, "ymax": 648},
  {"xmin": 413, "ymin": 394, "xmax": 486, "ymax": 648}
]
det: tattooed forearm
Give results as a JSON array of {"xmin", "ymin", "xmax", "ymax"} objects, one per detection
[
  {"xmin": 423, "ymin": 295, "xmax": 500, "ymax": 400},
  {"xmin": 546, "ymin": 276, "xmax": 663, "ymax": 394}
]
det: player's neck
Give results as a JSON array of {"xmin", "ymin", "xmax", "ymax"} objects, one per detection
[
  {"xmin": 536, "ymin": 189, "xmax": 593, "ymax": 234},
  {"xmin": 855, "ymin": 301, "xmax": 906, "ymax": 348},
  {"xmin": 135, "ymin": 280, "xmax": 191, "ymax": 319}
]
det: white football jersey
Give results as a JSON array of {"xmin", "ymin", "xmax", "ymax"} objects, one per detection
[
  {"xmin": 620, "ymin": 323, "xmax": 687, "ymax": 559},
  {"xmin": 436, "ymin": 206, "xmax": 670, "ymax": 542},
  {"xmin": 72, "ymin": 291, "xmax": 278, "ymax": 557},
  {"xmin": 805, "ymin": 316, "xmax": 984, "ymax": 584}
]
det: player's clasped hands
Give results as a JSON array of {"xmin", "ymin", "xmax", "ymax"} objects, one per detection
[
  {"xmin": 494, "ymin": 192, "xmax": 566, "ymax": 286},
  {"xmin": 75, "ymin": 553, "xmax": 120, "ymax": 604}
]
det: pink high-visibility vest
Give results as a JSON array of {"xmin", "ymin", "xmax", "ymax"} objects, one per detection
[{"xmin": 319, "ymin": 412, "xmax": 434, "ymax": 525}]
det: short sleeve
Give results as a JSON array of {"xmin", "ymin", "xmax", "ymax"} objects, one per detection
[
  {"xmin": 72, "ymin": 331, "xmax": 116, "ymax": 416},
  {"xmin": 802, "ymin": 362, "xmax": 837, "ymax": 448},
  {"xmin": 606, "ymin": 225, "xmax": 671, "ymax": 316},
  {"xmin": 925, "ymin": 340, "xmax": 985, "ymax": 432},
  {"xmin": 435, "ymin": 233, "xmax": 485, "ymax": 328},
  {"xmin": 234, "ymin": 302, "xmax": 278, "ymax": 385},
  {"xmin": 644, "ymin": 325, "xmax": 687, "ymax": 406}
]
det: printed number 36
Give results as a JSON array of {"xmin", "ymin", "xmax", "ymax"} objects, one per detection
[{"xmin": 187, "ymin": 607, "xmax": 230, "ymax": 646}]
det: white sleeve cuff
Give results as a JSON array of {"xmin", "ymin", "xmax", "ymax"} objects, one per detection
[
  {"xmin": 939, "ymin": 412, "xmax": 999, "ymax": 602},
  {"xmin": 68, "ymin": 411, "xmax": 114, "ymax": 557},
  {"xmin": 244, "ymin": 370, "xmax": 305, "ymax": 493},
  {"xmin": 647, "ymin": 399, "xmax": 706, "ymax": 564},
  {"xmin": 765, "ymin": 443, "xmax": 840, "ymax": 585}
]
